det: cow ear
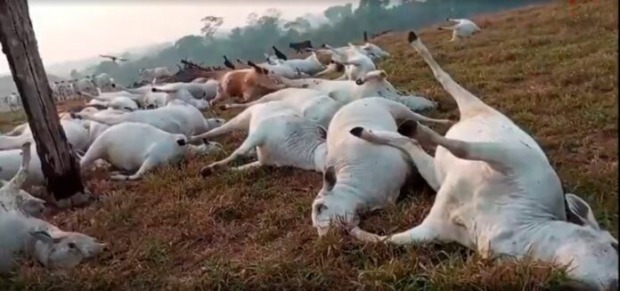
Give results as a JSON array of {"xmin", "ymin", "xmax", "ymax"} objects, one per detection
[
  {"xmin": 565, "ymin": 193, "xmax": 601, "ymax": 230},
  {"xmin": 30, "ymin": 230, "xmax": 54, "ymax": 245},
  {"xmin": 322, "ymin": 166, "xmax": 337, "ymax": 192}
]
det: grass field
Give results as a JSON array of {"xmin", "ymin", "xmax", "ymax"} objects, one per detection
[{"xmin": 0, "ymin": 0, "xmax": 617, "ymax": 290}]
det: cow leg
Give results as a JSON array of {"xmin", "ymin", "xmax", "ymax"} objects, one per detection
[
  {"xmin": 351, "ymin": 174, "xmax": 470, "ymax": 247},
  {"xmin": 109, "ymin": 158, "xmax": 158, "ymax": 181},
  {"xmin": 199, "ymin": 132, "xmax": 264, "ymax": 177},
  {"xmin": 229, "ymin": 161, "xmax": 262, "ymax": 172}
]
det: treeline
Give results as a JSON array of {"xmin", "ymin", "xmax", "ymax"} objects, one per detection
[{"xmin": 86, "ymin": 0, "xmax": 548, "ymax": 85}]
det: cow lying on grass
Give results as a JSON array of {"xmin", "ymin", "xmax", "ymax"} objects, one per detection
[
  {"xmin": 221, "ymin": 88, "xmax": 341, "ymax": 129},
  {"xmin": 191, "ymin": 101, "xmax": 328, "ymax": 176},
  {"xmin": 0, "ymin": 143, "xmax": 105, "ymax": 274},
  {"xmin": 80, "ymin": 122, "xmax": 222, "ymax": 181},
  {"xmin": 348, "ymin": 31, "xmax": 618, "ymax": 291},
  {"xmin": 311, "ymin": 97, "xmax": 451, "ymax": 237}
]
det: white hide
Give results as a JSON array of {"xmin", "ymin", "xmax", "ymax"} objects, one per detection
[
  {"xmin": 93, "ymin": 73, "xmax": 116, "ymax": 92},
  {"xmin": 151, "ymin": 87, "xmax": 211, "ymax": 111},
  {"xmin": 0, "ymin": 143, "xmax": 45, "ymax": 219},
  {"xmin": 0, "ymin": 143, "xmax": 105, "ymax": 274},
  {"xmin": 274, "ymin": 52, "xmax": 325, "ymax": 76},
  {"xmin": 310, "ymin": 97, "xmax": 452, "ymax": 236},
  {"xmin": 348, "ymin": 31, "xmax": 618, "ymax": 291},
  {"xmin": 190, "ymin": 101, "xmax": 328, "ymax": 175},
  {"xmin": 222, "ymin": 88, "xmax": 342, "ymax": 129},
  {"xmin": 440, "ymin": 18, "xmax": 481, "ymax": 42},
  {"xmin": 8, "ymin": 92, "xmax": 21, "ymax": 112},
  {"xmin": 276, "ymin": 70, "xmax": 438, "ymax": 112},
  {"xmin": 152, "ymin": 81, "xmax": 219, "ymax": 101},
  {"xmin": 319, "ymin": 42, "xmax": 390, "ymax": 62},
  {"xmin": 139, "ymin": 67, "xmax": 173, "ymax": 83},
  {"xmin": 260, "ymin": 62, "xmax": 307, "ymax": 79},
  {"xmin": 74, "ymin": 100, "xmax": 224, "ymax": 138},
  {"xmin": 0, "ymin": 119, "xmax": 90, "ymax": 153},
  {"xmin": 72, "ymin": 77, "xmax": 97, "ymax": 95},
  {"xmin": 80, "ymin": 122, "xmax": 222, "ymax": 181},
  {"xmin": 323, "ymin": 44, "xmax": 376, "ymax": 81}
]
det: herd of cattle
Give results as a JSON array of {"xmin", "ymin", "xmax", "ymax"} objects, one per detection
[{"xmin": 0, "ymin": 18, "xmax": 617, "ymax": 290}]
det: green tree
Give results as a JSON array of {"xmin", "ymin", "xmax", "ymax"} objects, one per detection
[{"xmin": 85, "ymin": 0, "xmax": 549, "ymax": 85}]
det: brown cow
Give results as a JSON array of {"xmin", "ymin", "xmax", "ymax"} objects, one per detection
[{"xmin": 209, "ymin": 61, "xmax": 285, "ymax": 107}]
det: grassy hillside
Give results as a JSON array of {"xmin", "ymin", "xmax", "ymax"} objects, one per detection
[{"xmin": 1, "ymin": 0, "xmax": 616, "ymax": 290}]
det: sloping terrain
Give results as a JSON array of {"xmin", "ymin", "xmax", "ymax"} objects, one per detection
[{"xmin": 0, "ymin": 0, "xmax": 616, "ymax": 290}]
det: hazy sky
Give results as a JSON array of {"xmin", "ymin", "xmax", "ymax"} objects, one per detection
[{"xmin": 0, "ymin": 1, "xmax": 355, "ymax": 75}]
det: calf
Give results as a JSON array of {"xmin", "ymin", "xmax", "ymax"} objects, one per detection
[
  {"xmin": 310, "ymin": 97, "xmax": 451, "ymax": 237},
  {"xmin": 348, "ymin": 31, "xmax": 618, "ymax": 291},
  {"xmin": 289, "ymin": 40, "xmax": 313, "ymax": 53},
  {"xmin": 209, "ymin": 62, "xmax": 286, "ymax": 107},
  {"xmin": 80, "ymin": 122, "xmax": 222, "ymax": 181},
  {"xmin": 0, "ymin": 143, "xmax": 105, "ymax": 274},
  {"xmin": 191, "ymin": 101, "xmax": 328, "ymax": 175}
]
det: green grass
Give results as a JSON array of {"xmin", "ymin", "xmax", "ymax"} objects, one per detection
[{"xmin": 0, "ymin": 1, "xmax": 616, "ymax": 290}]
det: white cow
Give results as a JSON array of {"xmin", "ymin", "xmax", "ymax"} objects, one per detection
[
  {"xmin": 0, "ymin": 146, "xmax": 45, "ymax": 218},
  {"xmin": 319, "ymin": 44, "xmax": 376, "ymax": 81},
  {"xmin": 49, "ymin": 82, "xmax": 61, "ymax": 102},
  {"xmin": 275, "ymin": 70, "xmax": 438, "ymax": 112},
  {"xmin": 348, "ymin": 31, "xmax": 618, "ymax": 291},
  {"xmin": 138, "ymin": 67, "xmax": 173, "ymax": 84},
  {"xmin": 222, "ymin": 88, "xmax": 341, "ymax": 129},
  {"xmin": 73, "ymin": 99, "xmax": 224, "ymax": 138},
  {"xmin": 80, "ymin": 122, "xmax": 222, "ymax": 181},
  {"xmin": 0, "ymin": 143, "xmax": 105, "ymax": 274},
  {"xmin": 258, "ymin": 62, "xmax": 307, "ymax": 79},
  {"xmin": 273, "ymin": 52, "xmax": 325, "ymax": 76},
  {"xmin": 150, "ymin": 87, "xmax": 212, "ymax": 112},
  {"xmin": 0, "ymin": 114, "xmax": 93, "ymax": 150},
  {"xmin": 72, "ymin": 77, "xmax": 97, "ymax": 96},
  {"xmin": 190, "ymin": 101, "xmax": 328, "ymax": 175},
  {"xmin": 439, "ymin": 18, "xmax": 481, "ymax": 42},
  {"xmin": 8, "ymin": 92, "xmax": 21, "ymax": 112},
  {"xmin": 152, "ymin": 81, "xmax": 219, "ymax": 101},
  {"xmin": 92, "ymin": 73, "xmax": 116, "ymax": 92},
  {"xmin": 80, "ymin": 108, "xmax": 128, "ymax": 145},
  {"xmin": 318, "ymin": 42, "xmax": 390, "ymax": 62},
  {"xmin": 310, "ymin": 97, "xmax": 451, "ymax": 236},
  {"xmin": 57, "ymin": 81, "xmax": 75, "ymax": 100}
]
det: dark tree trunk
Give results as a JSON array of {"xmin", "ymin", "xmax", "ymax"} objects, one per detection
[{"xmin": 0, "ymin": 0, "xmax": 86, "ymax": 201}]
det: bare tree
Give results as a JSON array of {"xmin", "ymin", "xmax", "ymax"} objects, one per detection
[{"xmin": 0, "ymin": 0, "xmax": 90, "ymax": 207}]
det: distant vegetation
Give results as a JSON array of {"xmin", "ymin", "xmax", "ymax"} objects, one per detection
[{"xmin": 85, "ymin": 0, "xmax": 548, "ymax": 85}]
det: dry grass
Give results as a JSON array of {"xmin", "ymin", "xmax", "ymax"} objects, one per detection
[{"xmin": 0, "ymin": 1, "xmax": 617, "ymax": 290}]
